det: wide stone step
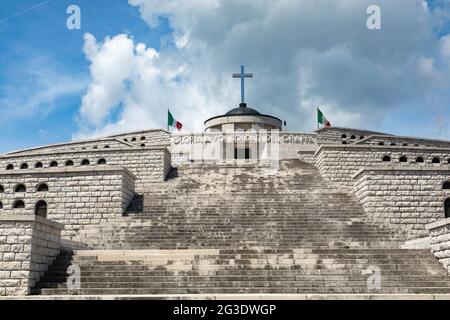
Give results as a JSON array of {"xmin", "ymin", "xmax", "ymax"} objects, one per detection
[
  {"xmin": 33, "ymin": 287, "xmax": 450, "ymax": 295},
  {"xmin": 36, "ymin": 280, "xmax": 450, "ymax": 289}
]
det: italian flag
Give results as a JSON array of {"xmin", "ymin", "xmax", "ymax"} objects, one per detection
[
  {"xmin": 168, "ymin": 110, "xmax": 183, "ymax": 131},
  {"xmin": 317, "ymin": 108, "xmax": 331, "ymax": 128}
]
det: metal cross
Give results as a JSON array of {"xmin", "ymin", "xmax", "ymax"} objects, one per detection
[{"xmin": 233, "ymin": 65, "xmax": 253, "ymax": 104}]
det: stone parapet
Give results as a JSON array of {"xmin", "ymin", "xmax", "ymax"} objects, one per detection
[
  {"xmin": 0, "ymin": 147, "xmax": 169, "ymax": 190},
  {"xmin": 353, "ymin": 167, "xmax": 450, "ymax": 235},
  {"xmin": 426, "ymin": 218, "xmax": 450, "ymax": 273},
  {"xmin": 316, "ymin": 144, "xmax": 450, "ymax": 189},
  {"xmin": 0, "ymin": 167, "xmax": 136, "ymax": 237},
  {"xmin": 0, "ymin": 215, "xmax": 63, "ymax": 296}
]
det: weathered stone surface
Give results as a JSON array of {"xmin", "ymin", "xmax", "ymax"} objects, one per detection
[
  {"xmin": 0, "ymin": 215, "xmax": 63, "ymax": 296},
  {"xmin": 0, "ymin": 168, "xmax": 136, "ymax": 237},
  {"xmin": 353, "ymin": 167, "xmax": 450, "ymax": 235},
  {"xmin": 426, "ymin": 219, "xmax": 450, "ymax": 272}
]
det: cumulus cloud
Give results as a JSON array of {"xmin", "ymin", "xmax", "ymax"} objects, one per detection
[{"xmin": 75, "ymin": 0, "xmax": 450, "ymax": 138}]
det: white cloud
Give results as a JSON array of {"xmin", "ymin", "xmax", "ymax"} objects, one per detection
[{"xmin": 75, "ymin": 0, "xmax": 450, "ymax": 138}]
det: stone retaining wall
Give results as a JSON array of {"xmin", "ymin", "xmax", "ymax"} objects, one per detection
[
  {"xmin": 426, "ymin": 218, "xmax": 450, "ymax": 273},
  {"xmin": 316, "ymin": 127, "xmax": 390, "ymax": 144},
  {"xmin": 6, "ymin": 138, "xmax": 131, "ymax": 156},
  {"xmin": 316, "ymin": 145, "xmax": 450, "ymax": 189},
  {"xmin": 109, "ymin": 129, "xmax": 170, "ymax": 147},
  {"xmin": 0, "ymin": 167, "xmax": 136, "ymax": 237},
  {"xmin": 0, "ymin": 215, "xmax": 63, "ymax": 296},
  {"xmin": 0, "ymin": 147, "xmax": 170, "ymax": 191},
  {"xmin": 353, "ymin": 167, "xmax": 450, "ymax": 236},
  {"xmin": 355, "ymin": 135, "xmax": 450, "ymax": 149},
  {"xmin": 298, "ymin": 151, "xmax": 316, "ymax": 166}
]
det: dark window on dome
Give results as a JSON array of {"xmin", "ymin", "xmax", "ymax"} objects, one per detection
[
  {"xmin": 124, "ymin": 138, "xmax": 128, "ymax": 142},
  {"xmin": 378, "ymin": 142, "xmax": 385, "ymax": 146},
  {"xmin": 360, "ymin": 136, "xmax": 365, "ymax": 140},
  {"xmin": 443, "ymin": 181, "xmax": 450, "ymax": 190},
  {"xmin": 104, "ymin": 145, "xmax": 110, "ymax": 149},
  {"xmin": 37, "ymin": 183, "xmax": 49, "ymax": 192},
  {"xmin": 416, "ymin": 157, "xmax": 424, "ymax": 163},
  {"xmin": 97, "ymin": 158, "xmax": 107, "ymax": 165},
  {"xmin": 49, "ymin": 161, "xmax": 58, "ymax": 167},
  {"xmin": 382, "ymin": 156, "xmax": 391, "ymax": 162},
  {"xmin": 81, "ymin": 159, "xmax": 90, "ymax": 166},
  {"xmin": 141, "ymin": 136, "xmax": 146, "ymax": 141},
  {"xmin": 20, "ymin": 163, "xmax": 28, "ymax": 169},
  {"xmin": 342, "ymin": 141, "xmax": 347, "ymax": 145},
  {"xmin": 13, "ymin": 200, "xmax": 25, "ymax": 209},
  {"xmin": 35, "ymin": 200, "xmax": 47, "ymax": 218},
  {"xmin": 399, "ymin": 156, "xmax": 408, "ymax": 163},
  {"xmin": 65, "ymin": 160, "xmax": 74, "ymax": 167},
  {"xmin": 35, "ymin": 162, "xmax": 43, "ymax": 168},
  {"xmin": 0, "ymin": 202, "xmax": 3, "ymax": 209},
  {"xmin": 341, "ymin": 134, "xmax": 347, "ymax": 139},
  {"xmin": 0, "ymin": 185, "xmax": 4, "ymax": 193},
  {"xmin": 432, "ymin": 157, "xmax": 441, "ymax": 164},
  {"xmin": 6, "ymin": 164, "xmax": 13, "ymax": 170},
  {"xmin": 350, "ymin": 135, "xmax": 356, "ymax": 139},
  {"xmin": 403, "ymin": 143, "xmax": 409, "ymax": 146},
  {"xmin": 445, "ymin": 198, "xmax": 450, "ymax": 219},
  {"xmin": 140, "ymin": 144, "xmax": 146, "ymax": 147},
  {"xmin": 390, "ymin": 143, "xmax": 396, "ymax": 146}
]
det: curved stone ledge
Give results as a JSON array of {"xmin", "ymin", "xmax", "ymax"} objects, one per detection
[
  {"xmin": 0, "ymin": 146, "xmax": 170, "ymax": 159},
  {"xmin": 426, "ymin": 218, "xmax": 450, "ymax": 231},
  {"xmin": 315, "ymin": 144, "xmax": 450, "ymax": 156}
]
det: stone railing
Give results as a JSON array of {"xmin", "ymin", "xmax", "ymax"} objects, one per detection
[
  {"xmin": 426, "ymin": 218, "xmax": 450, "ymax": 273},
  {"xmin": 0, "ymin": 215, "xmax": 64, "ymax": 296}
]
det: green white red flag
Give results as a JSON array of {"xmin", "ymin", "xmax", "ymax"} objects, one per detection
[
  {"xmin": 168, "ymin": 110, "xmax": 183, "ymax": 131},
  {"xmin": 317, "ymin": 108, "xmax": 331, "ymax": 128}
]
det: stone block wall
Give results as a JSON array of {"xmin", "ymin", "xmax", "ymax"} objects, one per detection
[
  {"xmin": 6, "ymin": 130, "xmax": 171, "ymax": 157},
  {"xmin": 0, "ymin": 147, "xmax": 170, "ymax": 191},
  {"xmin": 6, "ymin": 138, "xmax": 131, "ymax": 157},
  {"xmin": 355, "ymin": 135, "xmax": 450, "ymax": 149},
  {"xmin": 316, "ymin": 127, "xmax": 390, "ymax": 144},
  {"xmin": 353, "ymin": 167, "xmax": 450, "ymax": 236},
  {"xmin": 316, "ymin": 145, "xmax": 450, "ymax": 189},
  {"xmin": 109, "ymin": 129, "xmax": 171, "ymax": 147},
  {"xmin": 0, "ymin": 215, "xmax": 63, "ymax": 296},
  {"xmin": 0, "ymin": 167, "xmax": 136, "ymax": 237},
  {"xmin": 298, "ymin": 151, "xmax": 317, "ymax": 166},
  {"xmin": 426, "ymin": 219, "xmax": 450, "ymax": 273}
]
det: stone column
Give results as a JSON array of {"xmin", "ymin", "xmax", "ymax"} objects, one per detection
[{"xmin": 0, "ymin": 215, "xmax": 64, "ymax": 296}]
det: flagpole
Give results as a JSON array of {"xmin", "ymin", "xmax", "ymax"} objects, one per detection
[{"xmin": 167, "ymin": 109, "xmax": 169, "ymax": 132}]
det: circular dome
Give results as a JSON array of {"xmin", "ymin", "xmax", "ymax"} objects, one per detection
[{"xmin": 225, "ymin": 103, "xmax": 261, "ymax": 116}]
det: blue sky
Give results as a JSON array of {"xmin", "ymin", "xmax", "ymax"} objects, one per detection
[
  {"xmin": 0, "ymin": 0, "xmax": 170, "ymax": 152},
  {"xmin": 1, "ymin": 0, "xmax": 450, "ymax": 153}
]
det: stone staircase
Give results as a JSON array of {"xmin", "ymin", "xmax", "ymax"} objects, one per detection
[{"xmin": 32, "ymin": 159, "xmax": 450, "ymax": 296}]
